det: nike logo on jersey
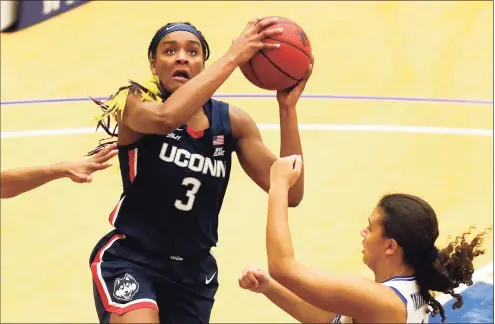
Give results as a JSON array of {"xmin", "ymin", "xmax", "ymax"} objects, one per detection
[
  {"xmin": 205, "ymin": 272, "xmax": 216, "ymax": 284},
  {"xmin": 159, "ymin": 143, "xmax": 226, "ymax": 178}
]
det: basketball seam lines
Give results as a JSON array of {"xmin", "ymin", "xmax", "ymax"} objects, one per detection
[
  {"xmin": 265, "ymin": 36, "xmax": 312, "ymax": 61},
  {"xmin": 249, "ymin": 57, "xmax": 266, "ymax": 88},
  {"xmin": 259, "ymin": 51, "xmax": 300, "ymax": 82}
]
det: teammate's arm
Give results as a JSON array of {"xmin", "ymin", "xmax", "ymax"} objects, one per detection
[
  {"xmin": 1, "ymin": 143, "xmax": 117, "ymax": 199},
  {"xmin": 121, "ymin": 17, "xmax": 282, "ymax": 135},
  {"xmin": 264, "ymin": 156, "xmax": 406, "ymax": 323},
  {"xmin": 230, "ymin": 105, "xmax": 304, "ymax": 207},
  {"xmin": 239, "ymin": 266, "xmax": 335, "ymax": 323}
]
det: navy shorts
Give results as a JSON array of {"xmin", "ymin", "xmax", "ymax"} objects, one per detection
[{"xmin": 89, "ymin": 230, "xmax": 219, "ymax": 324}]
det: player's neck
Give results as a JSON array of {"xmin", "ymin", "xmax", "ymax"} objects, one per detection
[{"xmin": 373, "ymin": 260, "xmax": 414, "ymax": 283}]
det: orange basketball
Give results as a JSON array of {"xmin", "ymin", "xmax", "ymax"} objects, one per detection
[{"xmin": 240, "ymin": 17, "xmax": 312, "ymax": 91}]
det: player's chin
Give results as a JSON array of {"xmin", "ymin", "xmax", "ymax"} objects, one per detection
[
  {"xmin": 164, "ymin": 78, "xmax": 190, "ymax": 92},
  {"xmin": 361, "ymin": 255, "xmax": 368, "ymax": 266},
  {"xmin": 361, "ymin": 249, "xmax": 368, "ymax": 263}
]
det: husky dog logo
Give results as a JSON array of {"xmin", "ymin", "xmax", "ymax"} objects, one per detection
[{"xmin": 113, "ymin": 273, "xmax": 139, "ymax": 301}]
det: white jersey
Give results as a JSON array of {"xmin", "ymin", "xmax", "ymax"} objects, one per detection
[{"xmin": 332, "ymin": 275, "xmax": 429, "ymax": 323}]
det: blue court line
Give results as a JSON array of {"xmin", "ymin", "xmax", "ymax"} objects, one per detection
[{"xmin": 0, "ymin": 94, "xmax": 493, "ymax": 106}]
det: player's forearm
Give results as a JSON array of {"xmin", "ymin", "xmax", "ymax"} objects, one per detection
[
  {"xmin": 266, "ymin": 184, "xmax": 296, "ymax": 276},
  {"xmin": 161, "ymin": 54, "xmax": 238, "ymax": 128},
  {"xmin": 0, "ymin": 163, "xmax": 67, "ymax": 198},
  {"xmin": 278, "ymin": 106, "xmax": 304, "ymax": 207},
  {"xmin": 263, "ymin": 279, "xmax": 334, "ymax": 323}
]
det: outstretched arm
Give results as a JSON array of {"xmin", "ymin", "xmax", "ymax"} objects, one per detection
[
  {"xmin": 265, "ymin": 156, "xmax": 406, "ymax": 323},
  {"xmin": 122, "ymin": 17, "xmax": 282, "ymax": 135},
  {"xmin": 1, "ymin": 143, "xmax": 117, "ymax": 199}
]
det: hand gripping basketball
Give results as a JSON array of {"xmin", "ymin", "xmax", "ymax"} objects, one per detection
[
  {"xmin": 238, "ymin": 17, "xmax": 313, "ymax": 91},
  {"xmin": 227, "ymin": 17, "xmax": 283, "ymax": 66}
]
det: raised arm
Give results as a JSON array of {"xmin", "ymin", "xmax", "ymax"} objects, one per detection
[
  {"xmin": 121, "ymin": 17, "xmax": 283, "ymax": 135},
  {"xmin": 265, "ymin": 156, "xmax": 406, "ymax": 323},
  {"xmin": 121, "ymin": 56, "xmax": 237, "ymax": 135}
]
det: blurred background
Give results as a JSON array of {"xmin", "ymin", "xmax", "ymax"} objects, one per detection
[{"xmin": 1, "ymin": 1, "xmax": 493, "ymax": 323}]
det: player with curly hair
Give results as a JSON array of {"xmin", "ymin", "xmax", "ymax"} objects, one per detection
[{"xmin": 239, "ymin": 155, "xmax": 491, "ymax": 323}]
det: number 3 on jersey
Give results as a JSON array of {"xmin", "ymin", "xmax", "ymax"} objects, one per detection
[{"xmin": 175, "ymin": 177, "xmax": 201, "ymax": 211}]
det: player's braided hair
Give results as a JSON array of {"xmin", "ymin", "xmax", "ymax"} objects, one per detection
[
  {"xmin": 378, "ymin": 193, "xmax": 492, "ymax": 323},
  {"xmin": 86, "ymin": 22, "xmax": 210, "ymax": 156}
]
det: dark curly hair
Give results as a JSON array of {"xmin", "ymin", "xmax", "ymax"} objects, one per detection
[{"xmin": 379, "ymin": 193, "xmax": 491, "ymax": 323}]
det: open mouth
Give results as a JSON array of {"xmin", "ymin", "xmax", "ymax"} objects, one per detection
[{"xmin": 172, "ymin": 70, "xmax": 190, "ymax": 81}]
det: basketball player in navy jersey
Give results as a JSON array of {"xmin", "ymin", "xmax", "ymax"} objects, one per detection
[
  {"xmin": 86, "ymin": 17, "xmax": 312, "ymax": 324},
  {"xmin": 239, "ymin": 155, "xmax": 489, "ymax": 323},
  {"xmin": 1, "ymin": 143, "xmax": 117, "ymax": 199}
]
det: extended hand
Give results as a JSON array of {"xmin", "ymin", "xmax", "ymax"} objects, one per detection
[{"xmin": 63, "ymin": 143, "xmax": 118, "ymax": 183}]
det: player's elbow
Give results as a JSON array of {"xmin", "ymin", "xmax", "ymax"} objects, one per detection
[
  {"xmin": 288, "ymin": 198, "xmax": 302, "ymax": 208},
  {"xmin": 268, "ymin": 260, "xmax": 295, "ymax": 284},
  {"xmin": 288, "ymin": 192, "xmax": 303, "ymax": 207},
  {"xmin": 157, "ymin": 110, "xmax": 183, "ymax": 134},
  {"xmin": 1, "ymin": 193, "xmax": 14, "ymax": 199},
  {"xmin": 158, "ymin": 113, "xmax": 177, "ymax": 134},
  {"xmin": 268, "ymin": 264, "xmax": 285, "ymax": 281},
  {"xmin": 0, "ymin": 187, "xmax": 18, "ymax": 199},
  {"xmin": 0, "ymin": 177, "xmax": 16, "ymax": 199},
  {"xmin": 126, "ymin": 111, "xmax": 176, "ymax": 135},
  {"xmin": 143, "ymin": 108, "xmax": 178, "ymax": 134}
]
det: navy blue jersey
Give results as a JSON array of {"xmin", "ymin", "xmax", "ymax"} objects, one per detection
[{"xmin": 108, "ymin": 99, "xmax": 233, "ymax": 258}]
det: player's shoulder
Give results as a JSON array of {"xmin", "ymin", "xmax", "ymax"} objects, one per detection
[
  {"xmin": 226, "ymin": 103, "xmax": 246, "ymax": 120},
  {"xmin": 223, "ymin": 101, "xmax": 257, "ymax": 124},
  {"xmin": 224, "ymin": 104, "xmax": 258, "ymax": 140},
  {"xmin": 208, "ymin": 98, "xmax": 248, "ymax": 119}
]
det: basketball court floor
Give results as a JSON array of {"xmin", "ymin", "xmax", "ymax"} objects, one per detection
[{"xmin": 1, "ymin": 1, "xmax": 493, "ymax": 322}]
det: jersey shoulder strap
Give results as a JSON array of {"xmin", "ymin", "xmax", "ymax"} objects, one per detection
[{"xmin": 209, "ymin": 99, "xmax": 231, "ymax": 136}]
